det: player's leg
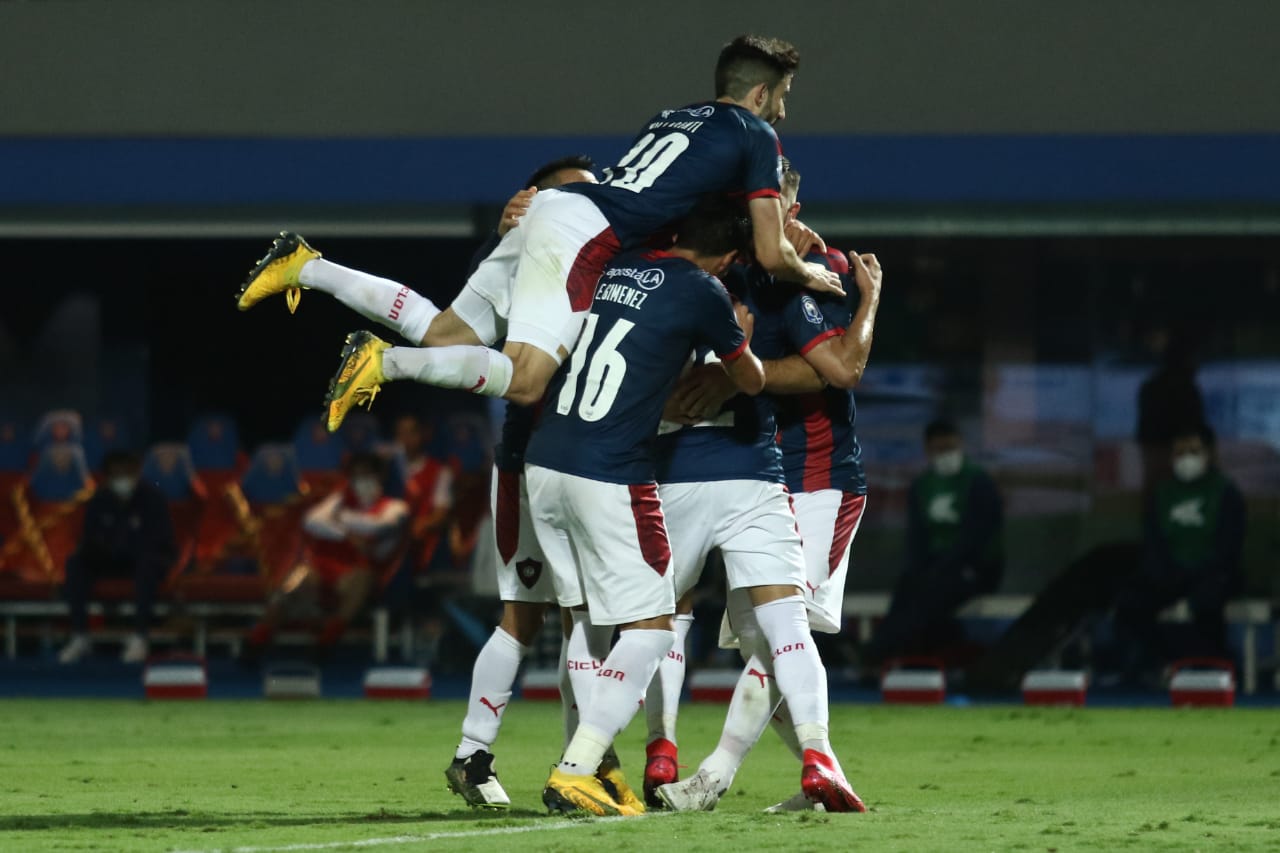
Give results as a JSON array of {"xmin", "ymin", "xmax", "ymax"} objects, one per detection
[
  {"xmin": 530, "ymin": 469, "xmax": 673, "ymax": 816},
  {"xmin": 445, "ymin": 467, "xmax": 553, "ymax": 809},
  {"xmin": 793, "ymin": 489, "xmax": 867, "ymax": 635},
  {"xmin": 236, "ymin": 232, "xmax": 447, "ymax": 345}
]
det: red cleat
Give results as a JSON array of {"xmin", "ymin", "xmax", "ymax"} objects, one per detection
[
  {"xmin": 801, "ymin": 749, "xmax": 867, "ymax": 813},
  {"xmin": 643, "ymin": 738, "xmax": 680, "ymax": 808}
]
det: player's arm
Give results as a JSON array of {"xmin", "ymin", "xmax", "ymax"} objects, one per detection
[
  {"xmin": 763, "ymin": 353, "xmax": 827, "ymax": 394},
  {"xmin": 748, "ymin": 196, "xmax": 843, "ymax": 296},
  {"xmin": 720, "ymin": 302, "xmax": 765, "ymax": 394},
  {"xmin": 800, "ymin": 252, "xmax": 883, "ymax": 389},
  {"xmin": 303, "ymin": 492, "xmax": 348, "ymax": 541},
  {"xmin": 337, "ymin": 499, "xmax": 410, "ymax": 536}
]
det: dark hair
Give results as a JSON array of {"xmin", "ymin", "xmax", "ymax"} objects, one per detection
[
  {"xmin": 715, "ymin": 35, "xmax": 801, "ymax": 99},
  {"xmin": 346, "ymin": 452, "xmax": 385, "ymax": 478},
  {"xmin": 102, "ymin": 449, "xmax": 140, "ymax": 472},
  {"xmin": 924, "ymin": 418, "xmax": 959, "ymax": 443},
  {"xmin": 1171, "ymin": 421, "xmax": 1216, "ymax": 448},
  {"xmin": 525, "ymin": 155, "xmax": 596, "ymax": 190},
  {"xmin": 673, "ymin": 195, "xmax": 753, "ymax": 258},
  {"xmin": 780, "ymin": 156, "xmax": 801, "ymax": 198}
]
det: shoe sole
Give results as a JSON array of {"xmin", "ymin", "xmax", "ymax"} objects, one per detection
[
  {"xmin": 237, "ymin": 231, "xmax": 312, "ymax": 310},
  {"xmin": 542, "ymin": 782, "xmax": 623, "ymax": 816}
]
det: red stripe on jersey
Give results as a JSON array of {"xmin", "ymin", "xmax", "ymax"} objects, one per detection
[
  {"xmin": 827, "ymin": 492, "xmax": 866, "ymax": 578},
  {"xmin": 746, "ymin": 188, "xmax": 781, "ymax": 201},
  {"xmin": 566, "ymin": 226, "xmax": 622, "ymax": 312},
  {"xmin": 628, "ymin": 482, "xmax": 671, "ymax": 576},
  {"xmin": 495, "ymin": 469, "xmax": 521, "ymax": 564},
  {"xmin": 800, "ymin": 395, "xmax": 836, "ymax": 492},
  {"xmin": 799, "ymin": 327, "xmax": 843, "ymax": 356},
  {"xmin": 718, "ymin": 338, "xmax": 749, "ymax": 363}
]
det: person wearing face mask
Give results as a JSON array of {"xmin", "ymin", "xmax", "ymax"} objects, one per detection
[
  {"xmin": 58, "ymin": 450, "xmax": 177, "ymax": 664},
  {"xmin": 862, "ymin": 418, "xmax": 1004, "ymax": 670},
  {"xmin": 1113, "ymin": 422, "xmax": 1245, "ymax": 681},
  {"xmin": 244, "ymin": 452, "xmax": 409, "ymax": 657}
]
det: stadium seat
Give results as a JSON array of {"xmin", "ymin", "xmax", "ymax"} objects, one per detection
[
  {"xmin": 83, "ymin": 415, "xmax": 133, "ymax": 473},
  {"xmin": 0, "ymin": 443, "xmax": 94, "ymax": 585},
  {"xmin": 0, "ymin": 418, "xmax": 29, "ymax": 555},
  {"xmin": 141, "ymin": 443, "xmax": 208, "ymax": 589},
  {"xmin": 187, "ymin": 415, "xmax": 248, "ymax": 572},
  {"xmin": 339, "ymin": 411, "xmax": 381, "ymax": 454},
  {"xmin": 225, "ymin": 444, "xmax": 310, "ymax": 592},
  {"xmin": 187, "ymin": 413, "xmax": 245, "ymax": 475},
  {"xmin": 292, "ymin": 416, "xmax": 345, "ymax": 494},
  {"xmin": 31, "ymin": 410, "xmax": 84, "ymax": 451}
]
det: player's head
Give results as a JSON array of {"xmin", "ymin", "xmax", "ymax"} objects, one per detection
[
  {"xmin": 102, "ymin": 449, "xmax": 142, "ymax": 500},
  {"xmin": 672, "ymin": 194, "xmax": 753, "ymax": 276},
  {"xmin": 923, "ymin": 418, "xmax": 964, "ymax": 476},
  {"xmin": 525, "ymin": 155, "xmax": 597, "ymax": 190},
  {"xmin": 715, "ymin": 35, "xmax": 800, "ymax": 125},
  {"xmin": 1170, "ymin": 422, "xmax": 1215, "ymax": 482},
  {"xmin": 346, "ymin": 452, "xmax": 386, "ymax": 507},
  {"xmin": 780, "ymin": 156, "xmax": 802, "ymax": 221}
]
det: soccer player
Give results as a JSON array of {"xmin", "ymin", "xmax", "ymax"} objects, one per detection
[
  {"xmin": 526, "ymin": 196, "xmax": 764, "ymax": 816},
  {"xmin": 235, "ymin": 35, "xmax": 842, "ymax": 429},
  {"xmin": 655, "ymin": 161, "xmax": 882, "ymax": 813}
]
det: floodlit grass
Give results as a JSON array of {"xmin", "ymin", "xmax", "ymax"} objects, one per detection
[{"xmin": 1, "ymin": 699, "xmax": 1278, "ymax": 851}]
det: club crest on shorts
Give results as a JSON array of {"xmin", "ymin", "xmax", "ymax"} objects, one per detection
[
  {"xmin": 801, "ymin": 295, "xmax": 824, "ymax": 325},
  {"xmin": 515, "ymin": 557, "xmax": 544, "ymax": 589}
]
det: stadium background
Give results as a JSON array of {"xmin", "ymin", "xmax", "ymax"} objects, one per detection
[{"xmin": 2, "ymin": 0, "xmax": 1278, "ymax": 598}]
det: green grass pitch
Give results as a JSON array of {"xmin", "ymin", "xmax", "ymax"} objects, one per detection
[{"xmin": 2, "ymin": 699, "xmax": 1278, "ymax": 851}]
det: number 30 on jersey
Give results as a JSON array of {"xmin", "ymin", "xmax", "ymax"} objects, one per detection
[{"xmin": 604, "ymin": 132, "xmax": 690, "ymax": 193}]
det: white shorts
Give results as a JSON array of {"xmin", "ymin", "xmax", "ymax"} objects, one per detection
[
  {"xmin": 452, "ymin": 190, "xmax": 619, "ymax": 363},
  {"xmin": 490, "ymin": 465, "xmax": 583, "ymax": 608},
  {"xmin": 793, "ymin": 489, "xmax": 867, "ymax": 633},
  {"xmin": 660, "ymin": 479, "xmax": 806, "ymax": 600},
  {"xmin": 525, "ymin": 465, "xmax": 674, "ymax": 626}
]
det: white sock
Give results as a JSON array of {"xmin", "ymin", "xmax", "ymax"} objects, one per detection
[
  {"xmin": 752, "ymin": 595, "xmax": 832, "ymax": 757},
  {"xmin": 698, "ymin": 640, "xmax": 782, "ymax": 792},
  {"xmin": 565, "ymin": 610, "xmax": 613, "ymax": 733},
  {"xmin": 455, "ymin": 628, "xmax": 530, "ymax": 760},
  {"xmin": 299, "ymin": 259, "xmax": 439, "ymax": 343},
  {"xmin": 768, "ymin": 699, "xmax": 805, "ymax": 762},
  {"xmin": 382, "ymin": 345, "xmax": 513, "ymax": 398},
  {"xmin": 558, "ymin": 631, "xmax": 578, "ymax": 750},
  {"xmin": 559, "ymin": 628, "xmax": 674, "ymax": 776},
  {"xmin": 646, "ymin": 613, "xmax": 693, "ymax": 745}
]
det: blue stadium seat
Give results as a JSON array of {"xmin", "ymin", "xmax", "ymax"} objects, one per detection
[
  {"xmin": 32, "ymin": 410, "xmax": 84, "ymax": 452},
  {"xmin": 83, "ymin": 415, "xmax": 134, "ymax": 472},
  {"xmin": 239, "ymin": 444, "xmax": 306, "ymax": 505},
  {"xmin": 0, "ymin": 418, "xmax": 29, "ymax": 473},
  {"xmin": 293, "ymin": 415, "xmax": 345, "ymax": 474},
  {"xmin": 187, "ymin": 413, "xmax": 243, "ymax": 473},
  {"xmin": 142, "ymin": 443, "xmax": 204, "ymax": 501},
  {"xmin": 27, "ymin": 443, "xmax": 93, "ymax": 502}
]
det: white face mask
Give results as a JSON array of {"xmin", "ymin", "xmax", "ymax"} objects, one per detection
[
  {"xmin": 931, "ymin": 449, "xmax": 964, "ymax": 477},
  {"xmin": 1172, "ymin": 452, "xmax": 1208, "ymax": 482},
  {"xmin": 108, "ymin": 476, "xmax": 137, "ymax": 500},
  {"xmin": 351, "ymin": 477, "xmax": 381, "ymax": 507}
]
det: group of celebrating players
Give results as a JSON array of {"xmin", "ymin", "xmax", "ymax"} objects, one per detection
[{"xmin": 236, "ymin": 35, "xmax": 882, "ymax": 817}]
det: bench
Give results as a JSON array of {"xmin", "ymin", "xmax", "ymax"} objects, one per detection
[
  {"xmin": 0, "ymin": 600, "xmax": 398, "ymax": 662},
  {"xmin": 842, "ymin": 592, "xmax": 1275, "ymax": 694}
]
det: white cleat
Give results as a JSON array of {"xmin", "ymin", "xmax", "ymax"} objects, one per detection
[
  {"xmin": 656, "ymin": 768, "xmax": 724, "ymax": 812},
  {"xmin": 764, "ymin": 791, "xmax": 825, "ymax": 813}
]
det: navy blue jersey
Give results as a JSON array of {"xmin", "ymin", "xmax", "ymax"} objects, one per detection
[
  {"xmin": 751, "ymin": 249, "xmax": 867, "ymax": 495},
  {"xmin": 655, "ymin": 266, "xmax": 784, "ymax": 485},
  {"xmin": 563, "ymin": 102, "xmax": 783, "ymax": 248},
  {"xmin": 525, "ymin": 250, "xmax": 747, "ymax": 484},
  {"xmin": 495, "ymin": 402, "xmax": 536, "ymax": 473}
]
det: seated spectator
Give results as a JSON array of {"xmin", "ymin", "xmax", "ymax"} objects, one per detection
[
  {"xmin": 863, "ymin": 419, "xmax": 1004, "ymax": 668},
  {"xmin": 244, "ymin": 453, "xmax": 408, "ymax": 657},
  {"xmin": 394, "ymin": 414, "xmax": 454, "ymax": 570},
  {"xmin": 58, "ymin": 450, "xmax": 177, "ymax": 664},
  {"xmin": 1113, "ymin": 422, "xmax": 1245, "ymax": 681}
]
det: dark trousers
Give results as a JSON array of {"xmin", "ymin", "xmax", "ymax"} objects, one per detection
[
  {"xmin": 1113, "ymin": 572, "xmax": 1229, "ymax": 674},
  {"xmin": 63, "ymin": 550, "xmax": 163, "ymax": 636},
  {"xmin": 866, "ymin": 564, "xmax": 996, "ymax": 666}
]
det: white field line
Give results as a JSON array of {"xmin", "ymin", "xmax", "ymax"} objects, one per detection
[{"xmin": 171, "ymin": 813, "xmax": 671, "ymax": 853}]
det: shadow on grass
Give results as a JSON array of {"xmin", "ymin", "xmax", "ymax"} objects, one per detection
[{"xmin": 0, "ymin": 806, "xmax": 548, "ymax": 832}]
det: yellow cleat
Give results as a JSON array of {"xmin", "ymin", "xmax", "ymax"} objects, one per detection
[
  {"xmin": 237, "ymin": 231, "xmax": 320, "ymax": 313},
  {"xmin": 542, "ymin": 768, "xmax": 643, "ymax": 817},
  {"xmin": 325, "ymin": 330, "xmax": 390, "ymax": 433},
  {"xmin": 598, "ymin": 751, "xmax": 646, "ymax": 813}
]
